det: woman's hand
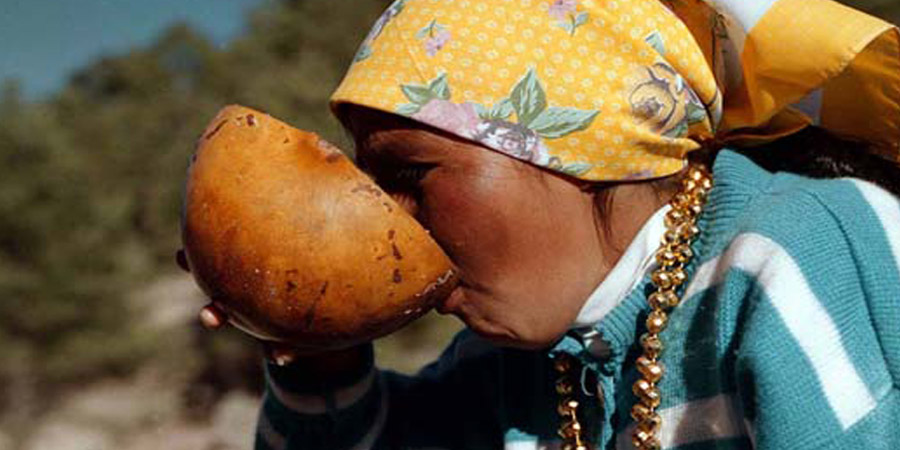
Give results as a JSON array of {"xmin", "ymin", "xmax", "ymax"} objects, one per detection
[{"xmin": 176, "ymin": 249, "xmax": 301, "ymax": 366}]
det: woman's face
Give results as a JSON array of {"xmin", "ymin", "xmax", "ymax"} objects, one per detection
[{"xmin": 341, "ymin": 106, "xmax": 660, "ymax": 349}]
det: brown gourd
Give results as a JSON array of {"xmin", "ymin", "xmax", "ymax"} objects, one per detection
[{"xmin": 181, "ymin": 105, "xmax": 457, "ymax": 349}]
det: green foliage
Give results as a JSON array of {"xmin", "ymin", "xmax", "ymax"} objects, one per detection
[{"xmin": 0, "ymin": 0, "xmax": 394, "ymax": 407}]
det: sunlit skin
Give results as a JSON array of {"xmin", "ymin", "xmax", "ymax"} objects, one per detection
[{"xmin": 180, "ymin": 105, "xmax": 678, "ymax": 361}]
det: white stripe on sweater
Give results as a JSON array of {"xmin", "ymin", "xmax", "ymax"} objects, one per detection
[
  {"xmin": 616, "ymin": 394, "xmax": 746, "ymax": 449},
  {"xmin": 262, "ymin": 375, "xmax": 389, "ymax": 450},
  {"xmin": 268, "ymin": 369, "xmax": 376, "ymax": 415},
  {"xmin": 504, "ymin": 440, "xmax": 570, "ymax": 450},
  {"xmin": 684, "ymin": 233, "xmax": 877, "ymax": 429},
  {"xmin": 504, "ymin": 440, "xmax": 538, "ymax": 450},
  {"xmin": 851, "ymin": 179, "xmax": 900, "ymax": 274}
]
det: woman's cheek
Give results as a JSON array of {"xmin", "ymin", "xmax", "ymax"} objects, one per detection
[{"xmin": 419, "ymin": 175, "xmax": 507, "ymax": 271}]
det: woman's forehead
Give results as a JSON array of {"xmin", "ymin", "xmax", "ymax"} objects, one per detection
[
  {"xmin": 344, "ymin": 108, "xmax": 464, "ymax": 155},
  {"xmin": 358, "ymin": 124, "xmax": 453, "ymax": 163}
]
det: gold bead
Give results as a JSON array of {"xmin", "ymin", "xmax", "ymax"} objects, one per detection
[
  {"xmin": 686, "ymin": 192, "xmax": 705, "ymax": 205},
  {"xmin": 677, "ymin": 223, "xmax": 700, "ymax": 240},
  {"xmin": 651, "ymin": 270, "xmax": 674, "ymax": 290},
  {"xmin": 557, "ymin": 403, "xmax": 568, "ymax": 417},
  {"xmin": 631, "ymin": 403, "xmax": 653, "ymax": 422},
  {"xmin": 562, "ymin": 444, "xmax": 591, "ymax": 450},
  {"xmin": 664, "ymin": 209, "xmax": 687, "ymax": 228},
  {"xmin": 655, "ymin": 248, "xmax": 678, "ymax": 266},
  {"xmin": 624, "ymin": 164, "xmax": 709, "ymax": 450},
  {"xmin": 674, "ymin": 243, "xmax": 693, "ymax": 262},
  {"xmin": 633, "ymin": 378, "xmax": 651, "ymax": 396},
  {"xmin": 632, "ymin": 431, "xmax": 648, "ymax": 448},
  {"xmin": 682, "ymin": 178, "xmax": 700, "ymax": 193},
  {"xmin": 670, "ymin": 268, "xmax": 687, "ymax": 286},
  {"xmin": 637, "ymin": 413, "xmax": 662, "ymax": 434},
  {"xmin": 640, "ymin": 333, "xmax": 664, "ymax": 358},
  {"xmin": 648, "ymin": 290, "xmax": 678, "ymax": 309},
  {"xmin": 662, "ymin": 230, "xmax": 680, "ymax": 246},
  {"xmin": 553, "ymin": 354, "xmax": 572, "ymax": 373},
  {"xmin": 558, "ymin": 422, "xmax": 576, "ymax": 439},
  {"xmin": 685, "ymin": 175, "xmax": 711, "ymax": 196},
  {"xmin": 694, "ymin": 185, "xmax": 710, "ymax": 199},
  {"xmin": 558, "ymin": 420, "xmax": 582, "ymax": 439},
  {"xmin": 672, "ymin": 192, "xmax": 691, "ymax": 208},
  {"xmin": 633, "ymin": 431, "xmax": 661, "ymax": 450},
  {"xmin": 687, "ymin": 166, "xmax": 706, "ymax": 182},
  {"xmin": 641, "ymin": 387, "xmax": 661, "ymax": 408},
  {"xmin": 646, "ymin": 310, "xmax": 668, "ymax": 334},
  {"xmin": 632, "ymin": 429, "xmax": 661, "ymax": 450},
  {"xmin": 555, "ymin": 377, "xmax": 573, "ymax": 396},
  {"xmin": 636, "ymin": 356, "xmax": 665, "ymax": 383},
  {"xmin": 632, "ymin": 379, "xmax": 661, "ymax": 408}
]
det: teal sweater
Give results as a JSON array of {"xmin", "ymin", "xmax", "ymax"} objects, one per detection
[{"xmin": 255, "ymin": 150, "xmax": 900, "ymax": 450}]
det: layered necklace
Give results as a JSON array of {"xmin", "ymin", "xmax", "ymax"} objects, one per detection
[{"xmin": 554, "ymin": 165, "xmax": 714, "ymax": 450}]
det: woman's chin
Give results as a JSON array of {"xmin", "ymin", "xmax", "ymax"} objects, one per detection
[
  {"xmin": 470, "ymin": 328, "xmax": 555, "ymax": 350},
  {"xmin": 437, "ymin": 284, "xmax": 561, "ymax": 349},
  {"xmin": 448, "ymin": 303, "xmax": 542, "ymax": 349}
]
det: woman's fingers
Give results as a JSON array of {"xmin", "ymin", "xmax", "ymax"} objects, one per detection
[
  {"xmin": 199, "ymin": 303, "xmax": 228, "ymax": 330},
  {"xmin": 264, "ymin": 342, "xmax": 299, "ymax": 367},
  {"xmin": 198, "ymin": 304, "xmax": 299, "ymax": 366},
  {"xmin": 176, "ymin": 249, "xmax": 190, "ymax": 273}
]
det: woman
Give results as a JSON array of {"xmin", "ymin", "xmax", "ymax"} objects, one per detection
[{"xmin": 181, "ymin": 0, "xmax": 900, "ymax": 448}]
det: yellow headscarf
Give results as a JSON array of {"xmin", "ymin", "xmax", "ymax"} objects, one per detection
[{"xmin": 330, "ymin": 0, "xmax": 900, "ymax": 181}]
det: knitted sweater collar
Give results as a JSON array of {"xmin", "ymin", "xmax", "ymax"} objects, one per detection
[{"xmin": 552, "ymin": 150, "xmax": 771, "ymax": 368}]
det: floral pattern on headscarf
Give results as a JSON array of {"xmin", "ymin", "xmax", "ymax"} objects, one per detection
[
  {"xmin": 416, "ymin": 20, "xmax": 451, "ymax": 57},
  {"xmin": 628, "ymin": 31, "xmax": 708, "ymax": 139},
  {"xmin": 548, "ymin": 0, "xmax": 589, "ymax": 36},
  {"xmin": 629, "ymin": 62, "xmax": 707, "ymax": 139},
  {"xmin": 397, "ymin": 69, "xmax": 599, "ymax": 175},
  {"xmin": 353, "ymin": 0, "xmax": 406, "ymax": 63},
  {"xmin": 332, "ymin": 0, "xmax": 900, "ymax": 180}
]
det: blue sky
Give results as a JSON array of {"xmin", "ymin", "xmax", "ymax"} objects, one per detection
[{"xmin": 0, "ymin": 0, "xmax": 265, "ymax": 99}]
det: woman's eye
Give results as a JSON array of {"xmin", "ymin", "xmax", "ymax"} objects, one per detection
[
  {"xmin": 382, "ymin": 164, "xmax": 433, "ymax": 189},
  {"xmin": 395, "ymin": 166, "xmax": 431, "ymax": 182}
]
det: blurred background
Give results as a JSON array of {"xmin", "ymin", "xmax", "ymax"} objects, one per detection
[{"xmin": 0, "ymin": 0, "xmax": 897, "ymax": 449}]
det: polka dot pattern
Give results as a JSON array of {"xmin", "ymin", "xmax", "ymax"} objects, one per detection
[{"xmin": 331, "ymin": 0, "xmax": 900, "ymax": 179}]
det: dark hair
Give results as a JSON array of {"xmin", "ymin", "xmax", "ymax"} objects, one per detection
[
  {"xmin": 587, "ymin": 127, "xmax": 900, "ymax": 239},
  {"xmin": 730, "ymin": 127, "xmax": 900, "ymax": 197}
]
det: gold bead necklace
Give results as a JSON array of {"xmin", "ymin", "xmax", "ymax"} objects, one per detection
[
  {"xmin": 553, "ymin": 165, "xmax": 713, "ymax": 450},
  {"xmin": 553, "ymin": 352, "xmax": 590, "ymax": 450}
]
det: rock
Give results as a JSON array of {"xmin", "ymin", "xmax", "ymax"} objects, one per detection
[
  {"xmin": 130, "ymin": 274, "xmax": 206, "ymax": 331},
  {"xmin": 121, "ymin": 391, "xmax": 260, "ymax": 450},
  {"xmin": 23, "ymin": 421, "xmax": 113, "ymax": 450},
  {"xmin": 59, "ymin": 379, "xmax": 180, "ymax": 432},
  {"xmin": 123, "ymin": 423, "xmax": 212, "ymax": 450},
  {"xmin": 0, "ymin": 430, "xmax": 12, "ymax": 450},
  {"xmin": 210, "ymin": 392, "xmax": 259, "ymax": 449}
]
